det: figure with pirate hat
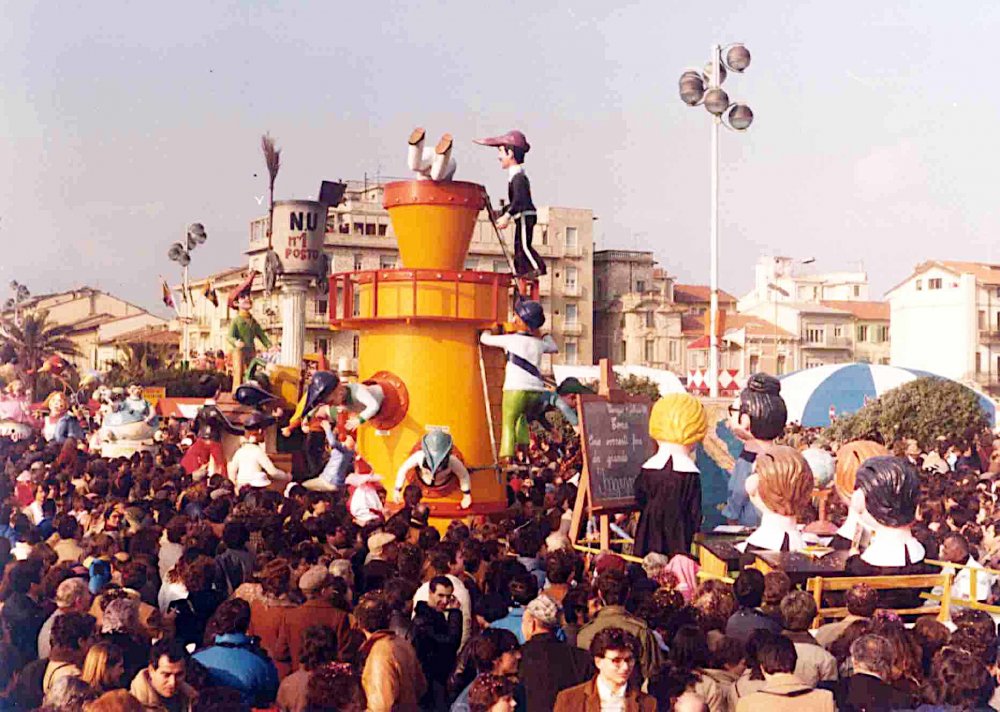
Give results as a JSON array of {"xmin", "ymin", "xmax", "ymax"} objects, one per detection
[
  {"xmin": 480, "ymin": 296, "xmax": 558, "ymax": 460},
  {"xmin": 284, "ymin": 371, "xmax": 385, "ymax": 437},
  {"xmin": 226, "ymin": 270, "xmax": 271, "ymax": 386},
  {"xmin": 475, "ymin": 129, "xmax": 546, "ymax": 279},
  {"xmin": 392, "ymin": 429, "xmax": 473, "ymax": 509}
]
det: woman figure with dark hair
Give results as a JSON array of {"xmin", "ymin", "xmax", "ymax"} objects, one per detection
[
  {"xmin": 167, "ymin": 555, "xmax": 224, "ymax": 648},
  {"xmin": 723, "ymin": 374, "xmax": 788, "ymax": 527},
  {"xmin": 651, "ymin": 625, "xmax": 725, "ymax": 711},
  {"xmin": 448, "ymin": 628, "xmax": 525, "ymax": 711},
  {"xmin": 845, "ymin": 456, "xmax": 935, "ymax": 609},
  {"xmin": 467, "ymin": 673, "xmax": 517, "ymax": 712},
  {"xmin": 305, "ymin": 662, "xmax": 367, "ymax": 712},
  {"xmin": 919, "ymin": 646, "xmax": 994, "ymax": 710}
]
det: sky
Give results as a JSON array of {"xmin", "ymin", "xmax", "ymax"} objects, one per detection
[{"xmin": 3, "ymin": 0, "xmax": 1000, "ymax": 314}]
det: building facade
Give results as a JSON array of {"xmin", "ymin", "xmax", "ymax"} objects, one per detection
[
  {"xmin": 1, "ymin": 288, "xmax": 167, "ymax": 370},
  {"xmin": 187, "ymin": 180, "xmax": 595, "ymax": 373},
  {"xmin": 888, "ymin": 260, "xmax": 1000, "ymax": 393},
  {"xmin": 738, "ymin": 255, "xmax": 870, "ymax": 312}
]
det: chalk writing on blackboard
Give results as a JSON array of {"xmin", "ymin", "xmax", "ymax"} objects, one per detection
[{"xmin": 579, "ymin": 397, "xmax": 652, "ymax": 510}]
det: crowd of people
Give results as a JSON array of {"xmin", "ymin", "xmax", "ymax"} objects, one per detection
[{"xmin": 2, "ymin": 395, "xmax": 1000, "ymax": 712}]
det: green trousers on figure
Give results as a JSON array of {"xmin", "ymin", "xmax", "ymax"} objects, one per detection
[{"xmin": 500, "ymin": 390, "xmax": 544, "ymax": 458}]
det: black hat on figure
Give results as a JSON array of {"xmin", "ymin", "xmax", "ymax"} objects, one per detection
[
  {"xmin": 235, "ymin": 383, "xmax": 278, "ymax": 409},
  {"xmin": 303, "ymin": 371, "xmax": 341, "ymax": 415}
]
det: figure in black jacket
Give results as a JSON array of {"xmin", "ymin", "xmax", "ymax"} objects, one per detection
[
  {"xmin": 475, "ymin": 129, "xmax": 546, "ymax": 279},
  {"xmin": 411, "ymin": 576, "xmax": 463, "ymax": 710}
]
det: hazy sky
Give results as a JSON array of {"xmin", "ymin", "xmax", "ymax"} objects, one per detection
[{"xmin": 3, "ymin": 1, "xmax": 1000, "ymax": 314}]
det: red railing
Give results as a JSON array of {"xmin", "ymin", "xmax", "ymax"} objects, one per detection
[{"xmin": 329, "ymin": 269, "xmax": 529, "ymax": 327}]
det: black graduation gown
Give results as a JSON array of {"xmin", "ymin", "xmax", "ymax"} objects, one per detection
[{"xmin": 633, "ymin": 457, "xmax": 702, "ymax": 557}]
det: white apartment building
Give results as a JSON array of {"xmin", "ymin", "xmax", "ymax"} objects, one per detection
[
  {"xmin": 738, "ymin": 256, "xmax": 869, "ymax": 312},
  {"xmin": 887, "ymin": 260, "xmax": 1000, "ymax": 394},
  {"xmin": 186, "ymin": 180, "xmax": 594, "ymax": 372}
]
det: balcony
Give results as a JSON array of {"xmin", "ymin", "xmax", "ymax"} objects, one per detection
[
  {"xmin": 980, "ymin": 330, "xmax": 1000, "ymax": 343},
  {"xmin": 562, "ymin": 322, "xmax": 584, "ymax": 336},
  {"xmin": 802, "ymin": 336, "xmax": 851, "ymax": 350}
]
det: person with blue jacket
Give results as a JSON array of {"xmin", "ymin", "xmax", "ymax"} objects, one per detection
[
  {"xmin": 722, "ymin": 373, "xmax": 787, "ymax": 528},
  {"xmin": 192, "ymin": 598, "xmax": 279, "ymax": 708}
]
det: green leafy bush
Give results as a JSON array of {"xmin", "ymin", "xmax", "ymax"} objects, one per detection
[{"xmin": 825, "ymin": 377, "xmax": 990, "ymax": 448}]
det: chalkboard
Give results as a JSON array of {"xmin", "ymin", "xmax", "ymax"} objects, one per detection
[{"xmin": 577, "ymin": 395, "xmax": 653, "ymax": 511}]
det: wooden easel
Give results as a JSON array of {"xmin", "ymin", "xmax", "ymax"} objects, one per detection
[{"xmin": 568, "ymin": 359, "xmax": 625, "ymax": 551}]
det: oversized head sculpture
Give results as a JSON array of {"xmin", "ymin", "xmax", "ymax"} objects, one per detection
[
  {"xmin": 744, "ymin": 445, "xmax": 814, "ymax": 551},
  {"xmin": 649, "ymin": 393, "xmax": 708, "ymax": 449},
  {"xmin": 852, "ymin": 455, "xmax": 925, "ymax": 567},
  {"xmin": 729, "ymin": 373, "xmax": 787, "ymax": 443}
]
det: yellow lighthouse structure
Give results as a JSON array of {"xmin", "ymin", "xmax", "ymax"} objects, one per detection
[{"xmin": 329, "ymin": 180, "xmax": 510, "ymax": 518}]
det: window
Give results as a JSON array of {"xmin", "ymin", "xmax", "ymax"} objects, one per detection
[
  {"xmin": 833, "ymin": 325, "xmax": 843, "ymax": 338},
  {"xmin": 352, "ymin": 334, "xmax": 360, "ymax": 358},
  {"xmin": 353, "ymin": 222, "xmax": 364, "ymax": 235},
  {"xmin": 916, "ymin": 279, "xmax": 922, "ymax": 290},
  {"xmin": 853, "ymin": 285, "xmax": 860, "ymax": 297},
  {"xmin": 980, "ymin": 311, "xmax": 987, "ymax": 330},
  {"xmin": 338, "ymin": 222, "xmax": 349, "ymax": 234},
  {"xmin": 564, "ymin": 340, "xmax": 578, "ymax": 365},
  {"xmin": 565, "ymin": 267, "xmax": 578, "ymax": 292},
  {"xmin": 565, "ymin": 303, "xmax": 579, "ymax": 325},
  {"xmin": 315, "ymin": 338, "xmax": 328, "ymax": 355},
  {"xmin": 464, "ymin": 258, "xmax": 478, "ymax": 271},
  {"xmin": 776, "ymin": 355, "xmax": 786, "ymax": 375},
  {"xmin": 928, "ymin": 278, "xmax": 942, "ymax": 290},
  {"xmin": 493, "ymin": 260, "xmax": 511, "ymax": 274},
  {"xmin": 749, "ymin": 354, "xmax": 759, "ymax": 373},
  {"xmin": 668, "ymin": 340, "xmax": 678, "ymax": 362},
  {"xmin": 378, "ymin": 224, "xmax": 387, "ymax": 236},
  {"xmin": 315, "ymin": 299, "xmax": 328, "ymax": 316},
  {"xmin": 812, "ymin": 287, "xmax": 820, "ymax": 300},
  {"xmin": 353, "ymin": 254, "xmax": 363, "ymax": 271},
  {"xmin": 977, "ymin": 352, "xmax": 983, "ymax": 374},
  {"xmin": 366, "ymin": 223, "xmax": 377, "ymax": 236},
  {"xmin": 645, "ymin": 311, "xmax": 655, "ymax": 328},
  {"xmin": 380, "ymin": 255, "xmax": 397, "ymax": 270},
  {"xmin": 565, "ymin": 226, "xmax": 578, "ymax": 250},
  {"xmin": 877, "ymin": 325, "xmax": 890, "ymax": 342},
  {"xmin": 857, "ymin": 325, "xmax": 869, "ymax": 342},
  {"xmin": 620, "ymin": 340, "xmax": 627, "ymax": 361},
  {"xmin": 636, "ymin": 280, "xmax": 646, "ymax": 292},
  {"xmin": 644, "ymin": 339, "xmax": 655, "ymax": 362},
  {"xmin": 805, "ymin": 328, "xmax": 824, "ymax": 344}
]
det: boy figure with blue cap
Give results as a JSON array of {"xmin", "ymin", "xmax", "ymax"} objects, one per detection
[
  {"xmin": 474, "ymin": 129, "xmax": 546, "ymax": 279},
  {"xmin": 393, "ymin": 429, "xmax": 473, "ymax": 508},
  {"xmin": 480, "ymin": 297, "xmax": 558, "ymax": 460}
]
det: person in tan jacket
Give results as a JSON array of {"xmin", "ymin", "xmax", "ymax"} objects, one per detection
[
  {"xmin": 734, "ymin": 636, "xmax": 834, "ymax": 712},
  {"xmin": 355, "ymin": 592, "xmax": 426, "ymax": 712},
  {"xmin": 555, "ymin": 628, "xmax": 656, "ymax": 712},
  {"xmin": 129, "ymin": 640, "xmax": 197, "ymax": 712}
]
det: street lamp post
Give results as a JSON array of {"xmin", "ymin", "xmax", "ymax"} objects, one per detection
[
  {"xmin": 167, "ymin": 223, "xmax": 208, "ymax": 369},
  {"xmin": 679, "ymin": 43, "xmax": 753, "ymax": 397}
]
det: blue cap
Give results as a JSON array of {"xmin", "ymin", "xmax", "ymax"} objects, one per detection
[
  {"xmin": 89, "ymin": 559, "xmax": 111, "ymax": 595},
  {"xmin": 514, "ymin": 298, "xmax": 545, "ymax": 330}
]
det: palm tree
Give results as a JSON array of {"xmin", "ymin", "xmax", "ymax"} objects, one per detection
[
  {"xmin": 0, "ymin": 309, "xmax": 80, "ymax": 399},
  {"xmin": 115, "ymin": 342, "xmax": 177, "ymax": 381}
]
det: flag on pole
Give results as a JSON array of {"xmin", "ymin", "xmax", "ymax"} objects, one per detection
[
  {"xmin": 203, "ymin": 280, "xmax": 219, "ymax": 307},
  {"xmin": 160, "ymin": 277, "xmax": 178, "ymax": 314}
]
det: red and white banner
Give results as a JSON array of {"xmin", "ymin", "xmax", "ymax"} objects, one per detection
[{"xmin": 687, "ymin": 369, "xmax": 743, "ymax": 396}]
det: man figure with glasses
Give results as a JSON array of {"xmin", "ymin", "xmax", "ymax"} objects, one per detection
[
  {"xmin": 723, "ymin": 373, "xmax": 788, "ymax": 528},
  {"xmin": 554, "ymin": 627, "xmax": 656, "ymax": 711}
]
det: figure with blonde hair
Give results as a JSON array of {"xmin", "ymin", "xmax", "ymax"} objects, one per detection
[
  {"xmin": 80, "ymin": 641, "xmax": 126, "ymax": 693},
  {"xmin": 831, "ymin": 440, "xmax": 890, "ymax": 551},
  {"xmin": 743, "ymin": 445, "xmax": 814, "ymax": 552},
  {"xmin": 634, "ymin": 393, "xmax": 708, "ymax": 556}
]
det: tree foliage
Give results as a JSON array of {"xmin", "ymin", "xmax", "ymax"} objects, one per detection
[
  {"xmin": 0, "ymin": 310, "xmax": 81, "ymax": 399},
  {"xmin": 825, "ymin": 377, "xmax": 991, "ymax": 449},
  {"xmin": 617, "ymin": 374, "xmax": 662, "ymax": 401}
]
